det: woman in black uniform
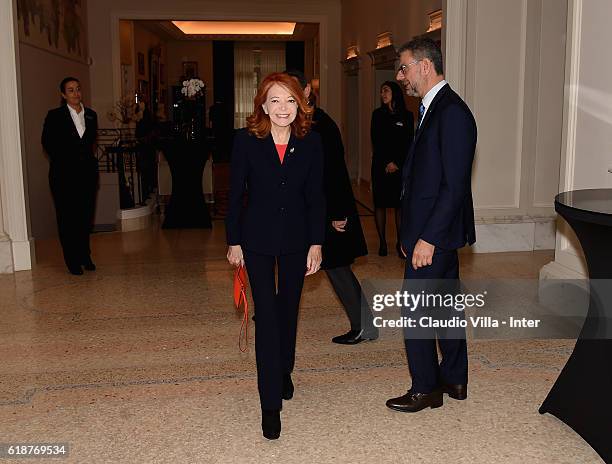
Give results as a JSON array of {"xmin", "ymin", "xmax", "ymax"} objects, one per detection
[
  {"xmin": 370, "ymin": 81, "xmax": 414, "ymax": 257},
  {"xmin": 42, "ymin": 77, "xmax": 98, "ymax": 275}
]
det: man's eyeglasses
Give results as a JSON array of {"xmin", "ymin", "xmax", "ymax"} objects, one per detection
[{"xmin": 397, "ymin": 60, "xmax": 422, "ymax": 76}]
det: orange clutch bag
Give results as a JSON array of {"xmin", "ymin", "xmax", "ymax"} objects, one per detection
[{"xmin": 233, "ymin": 265, "xmax": 249, "ymax": 352}]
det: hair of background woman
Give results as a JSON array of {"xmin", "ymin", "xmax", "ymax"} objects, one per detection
[
  {"xmin": 247, "ymin": 72, "xmax": 313, "ymax": 139},
  {"xmin": 59, "ymin": 76, "xmax": 80, "ymax": 106},
  {"xmin": 284, "ymin": 69, "xmax": 307, "ymax": 89},
  {"xmin": 380, "ymin": 81, "xmax": 407, "ymax": 116}
]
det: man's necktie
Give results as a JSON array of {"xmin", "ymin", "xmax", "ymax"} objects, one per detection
[{"xmin": 417, "ymin": 102, "xmax": 425, "ymax": 127}]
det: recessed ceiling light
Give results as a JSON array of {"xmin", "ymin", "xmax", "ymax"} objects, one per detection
[{"xmin": 172, "ymin": 21, "xmax": 296, "ymax": 35}]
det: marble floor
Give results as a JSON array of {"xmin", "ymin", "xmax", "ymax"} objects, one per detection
[{"xmin": 0, "ymin": 212, "xmax": 602, "ymax": 463}]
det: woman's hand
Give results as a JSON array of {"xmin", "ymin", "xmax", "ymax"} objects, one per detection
[
  {"xmin": 305, "ymin": 245, "xmax": 322, "ymax": 276},
  {"xmin": 332, "ymin": 218, "xmax": 348, "ymax": 232},
  {"xmin": 385, "ymin": 162, "xmax": 399, "ymax": 173},
  {"xmin": 227, "ymin": 245, "xmax": 245, "ymax": 267}
]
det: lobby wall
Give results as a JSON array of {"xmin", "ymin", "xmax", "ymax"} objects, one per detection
[
  {"xmin": 542, "ymin": 0, "xmax": 612, "ymax": 279},
  {"xmin": 342, "ymin": 0, "xmax": 567, "ymax": 252},
  {"xmin": 462, "ymin": 0, "xmax": 567, "ymax": 252},
  {"xmin": 166, "ymin": 40, "xmax": 214, "ymax": 108},
  {"xmin": 341, "ymin": 0, "xmax": 442, "ymax": 184}
]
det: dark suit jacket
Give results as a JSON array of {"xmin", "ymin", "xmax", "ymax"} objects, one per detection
[
  {"xmin": 312, "ymin": 107, "xmax": 367, "ymax": 269},
  {"xmin": 225, "ymin": 128, "xmax": 326, "ymax": 256},
  {"xmin": 400, "ymin": 83, "xmax": 477, "ymax": 252},
  {"xmin": 370, "ymin": 106, "xmax": 414, "ymax": 171},
  {"xmin": 41, "ymin": 105, "xmax": 98, "ymax": 185}
]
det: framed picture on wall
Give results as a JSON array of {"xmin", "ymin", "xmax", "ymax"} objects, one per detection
[
  {"xmin": 183, "ymin": 61, "xmax": 198, "ymax": 79},
  {"xmin": 137, "ymin": 52, "xmax": 145, "ymax": 75}
]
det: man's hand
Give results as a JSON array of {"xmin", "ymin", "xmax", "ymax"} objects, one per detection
[
  {"xmin": 332, "ymin": 218, "xmax": 348, "ymax": 232},
  {"xmin": 411, "ymin": 239, "xmax": 435, "ymax": 270},
  {"xmin": 305, "ymin": 245, "xmax": 322, "ymax": 276}
]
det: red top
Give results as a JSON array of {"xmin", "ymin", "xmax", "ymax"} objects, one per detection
[{"xmin": 276, "ymin": 144, "xmax": 288, "ymax": 164}]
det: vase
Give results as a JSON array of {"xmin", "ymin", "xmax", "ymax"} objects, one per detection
[{"xmin": 182, "ymin": 99, "xmax": 201, "ymax": 142}]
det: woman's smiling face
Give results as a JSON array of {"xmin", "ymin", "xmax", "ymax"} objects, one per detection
[{"xmin": 262, "ymin": 83, "xmax": 298, "ymax": 129}]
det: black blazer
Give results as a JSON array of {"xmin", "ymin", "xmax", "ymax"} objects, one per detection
[
  {"xmin": 400, "ymin": 84, "xmax": 477, "ymax": 252},
  {"xmin": 41, "ymin": 105, "xmax": 98, "ymax": 178},
  {"xmin": 226, "ymin": 128, "xmax": 326, "ymax": 256},
  {"xmin": 370, "ymin": 106, "xmax": 414, "ymax": 171}
]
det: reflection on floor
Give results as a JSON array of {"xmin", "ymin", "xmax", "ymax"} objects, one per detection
[{"xmin": 0, "ymin": 214, "xmax": 602, "ymax": 463}]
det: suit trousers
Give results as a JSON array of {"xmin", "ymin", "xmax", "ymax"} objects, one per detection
[
  {"xmin": 402, "ymin": 249, "xmax": 468, "ymax": 393},
  {"xmin": 324, "ymin": 265, "xmax": 375, "ymax": 334},
  {"xmin": 50, "ymin": 171, "xmax": 97, "ymax": 269},
  {"xmin": 244, "ymin": 249, "xmax": 307, "ymax": 410}
]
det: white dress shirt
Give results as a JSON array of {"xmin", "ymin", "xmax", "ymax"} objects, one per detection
[
  {"xmin": 67, "ymin": 103, "xmax": 86, "ymax": 138},
  {"xmin": 419, "ymin": 79, "xmax": 447, "ymax": 127}
]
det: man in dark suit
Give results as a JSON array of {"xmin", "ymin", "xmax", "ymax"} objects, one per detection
[
  {"xmin": 386, "ymin": 38, "xmax": 477, "ymax": 412},
  {"xmin": 42, "ymin": 77, "xmax": 98, "ymax": 275}
]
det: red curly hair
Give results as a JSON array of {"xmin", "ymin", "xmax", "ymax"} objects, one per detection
[{"xmin": 247, "ymin": 72, "xmax": 313, "ymax": 139}]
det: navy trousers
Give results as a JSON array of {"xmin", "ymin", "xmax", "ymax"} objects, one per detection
[
  {"xmin": 243, "ymin": 250, "xmax": 307, "ymax": 410},
  {"xmin": 402, "ymin": 249, "xmax": 468, "ymax": 393}
]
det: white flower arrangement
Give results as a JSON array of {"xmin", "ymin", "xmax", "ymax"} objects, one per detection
[{"xmin": 181, "ymin": 78, "xmax": 205, "ymax": 98}]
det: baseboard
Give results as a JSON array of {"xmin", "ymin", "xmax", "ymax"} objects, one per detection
[
  {"xmin": 470, "ymin": 215, "xmax": 556, "ymax": 253},
  {"xmin": 0, "ymin": 235, "xmax": 12, "ymax": 273},
  {"xmin": 0, "ymin": 235, "xmax": 34, "ymax": 273}
]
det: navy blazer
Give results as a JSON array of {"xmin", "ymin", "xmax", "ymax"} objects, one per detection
[
  {"xmin": 225, "ymin": 128, "xmax": 326, "ymax": 256},
  {"xmin": 400, "ymin": 83, "xmax": 477, "ymax": 252}
]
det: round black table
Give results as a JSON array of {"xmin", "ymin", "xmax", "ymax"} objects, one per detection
[
  {"xmin": 539, "ymin": 188, "xmax": 612, "ymax": 463},
  {"xmin": 159, "ymin": 138, "xmax": 212, "ymax": 229}
]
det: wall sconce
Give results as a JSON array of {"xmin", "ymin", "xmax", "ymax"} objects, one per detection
[
  {"xmin": 346, "ymin": 45, "xmax": 359, "ymax": 60},
  {"xmin": 427, "ymin": 10, "xmax": 442, "ymax": 32},
  {"xmin": 376, "ymin": 31, "xmax": 393, "ymax": 49},
  {"xmin": 310, "ymin": 78, "xmax": 320, "ymax": 92}
]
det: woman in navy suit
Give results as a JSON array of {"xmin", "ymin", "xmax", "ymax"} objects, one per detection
[
  {"xmin": 225, "ymin": 73, "xmax": 325, "ymax": 439},
  {"xmin": 42, "ymin": 77, "xmax": 98, "ymax": 275}
]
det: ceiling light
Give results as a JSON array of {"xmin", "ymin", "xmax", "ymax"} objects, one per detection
[{"xmin": 172, "ymin": 21, "xmax": 296, "ymax": 35}]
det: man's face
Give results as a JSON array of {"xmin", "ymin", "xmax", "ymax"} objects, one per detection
[
  {"xmin": 62, "ymin": 80, "xmax": 82, "ymax": 108},
  {"xmin": 396, "ymin": 51, "xmax": 422, "ymax": 98}
]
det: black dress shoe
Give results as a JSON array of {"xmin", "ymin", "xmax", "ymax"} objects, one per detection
[
  {"xmin": 386, "ymin": 389, "xmax": 443, "ymax": 412},
  {"xmin": 261, "ymin": 409, "xmax": 281, "ymax": 440},
  {"xmin": 331, "ymin": 329, "xmax": 378, "ymax": 345},
  {"xmin": 282, "ymin": 373, "xmax": 294, "ymax": 400},
  {"xmin": 441, "ymin": 383, "xmax": 467, "ymax": 400},
  {"xmin": 68, "ymin": 265, "xmax": 83, "ymax": 275},
  {"xmin": 378, "ymin": 244, "xmax": 388, "ymax": 256},
  {"xmin": 82, "ymin": 259, "xmax": 96, "ymax": 271}
]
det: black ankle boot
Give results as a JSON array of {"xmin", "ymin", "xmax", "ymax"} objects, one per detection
[
  {"xmin": 378, "ymin": 243, "xmax": 388, "ymax": 256},
  {"xmin": 282, "ymin": 373, "xmax": 294, "ymax": 400},
  {"xmin": 261, "ymin": 409, "xmax": 281, "ymax": 439}
]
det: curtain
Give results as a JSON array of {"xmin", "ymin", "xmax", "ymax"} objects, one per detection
[{"xmin": 234, "ymin": 42, "xmax": 285, "ymax": 129}]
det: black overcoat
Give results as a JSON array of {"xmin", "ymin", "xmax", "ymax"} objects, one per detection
[{"xmin": 312, "ymin": 108, "xmax": 368, "ymax": 269}]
